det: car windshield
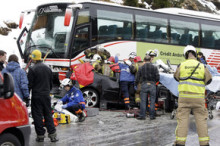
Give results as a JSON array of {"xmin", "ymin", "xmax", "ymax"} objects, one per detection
[{"xmin": 24, "ymin": 4, "xmax": 74, "ymax": 59}]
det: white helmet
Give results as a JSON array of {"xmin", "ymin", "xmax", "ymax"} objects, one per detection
[
  {"xmin": 92, "ymin": 54, "xmax": 101, "ymax": 62},
  {"xmin": 146, "ymin": 49, "xmax": 158, "ymax": 57},
  {"xmin": 184, "ymin": 45, "xmax": 196, "ymax": 57},
  {"xmin": 61, "ymin": 78, "xmax": 72, "ymax": 88},
  {"xmin": 129, "ymin": 52, "xmax": 136, "ymax": 59}
]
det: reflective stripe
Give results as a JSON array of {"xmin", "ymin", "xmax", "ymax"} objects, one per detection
[
  {"xmin": 179, "ymin": 81, "xmax": 205, "ymax": 87},
  {"xmin": 124, "ymin": 98, "xmax": 129, "ymax": 101},
  {"xmin": 125, "ymin": 101, "xmax": 130, "ymax": 104},
  {"xmin": 80, "ymin": 102, "xmax": 85, "ymax": 104},
  {"xmin": 75, "ymin": 109, "xmax": 82, "ymax": 114},
  {"xmin": 180, "ymin": 76, "xmax": 204, "ymax": 81},
  {"xmin": 199, "ymin": 137, "xmax": 209, "ymax": 141},
  {"xmin": 176, "ymin": 137, "xmax": 187, "ymax": 141},
  {"xmin": 179, "ymin": 93, "xmax": 204, "ymax": 99}
]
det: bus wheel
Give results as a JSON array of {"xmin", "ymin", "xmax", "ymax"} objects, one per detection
[
  {"xmin": 82, "ymin": 88, "xmax": 99, "ymax": 107},
  {"xmin": 0, "ymin": 133, "xmax": 21, "ymax": 146}
]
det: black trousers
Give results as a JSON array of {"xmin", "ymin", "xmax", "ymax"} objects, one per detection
[
  {"xmin": 31, "ymin": 95, "xmax": 56, "ymax": 136},
  {"xmin": 66, "ymin": 104, "xmax": 83, "ymax": 115}
]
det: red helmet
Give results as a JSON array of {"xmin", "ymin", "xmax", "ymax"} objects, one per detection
[
  {"xmin": 134, "ymin": 56, "xmax": 142, "ymax": 63},
  {"xmin": 108, "ymin": 56, "xmax": 115, "ymax": 63}
]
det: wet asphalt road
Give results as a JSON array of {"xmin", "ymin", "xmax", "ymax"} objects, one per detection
[{"xmin": 29, "ymin": 110, "xmax": 220, "ymax": 146}]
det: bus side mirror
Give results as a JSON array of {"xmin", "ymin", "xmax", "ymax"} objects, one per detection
[
  {"xmin": 64, "ymin": 8, "xmax": 72, "ymax": 26},
  {"xmin": 19, "ymin": 12, "xmax": 24, "ymax": 29},
  {"xmin": 3, "ymin": 73, "xmax": 14, "ymax": 99}
]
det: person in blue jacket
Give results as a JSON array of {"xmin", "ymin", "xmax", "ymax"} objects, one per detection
[
  {"xmin": 116, "ymin": 53, "xmax": 136, "ymax": 110},
  {"xmin": 58, "ymin": 78, "xmax": 86, "ymax": 122},
  {"xmin": 2, "ymin": 54, "xmax": 30, "ymax": 106}
]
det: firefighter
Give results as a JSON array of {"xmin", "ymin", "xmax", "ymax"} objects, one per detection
[
  {"xmin": 173, "ymin": 45, "xmax": 212, "ymax": 146},
  {"xmin": 128, "ymin": 52, "xmax": 136, "ymax": 63},
  {"xmin": 92, "ymin": 54, "xmax": 103, "ymax": 73},
  {"xmin": 102, "ymin": 56, "xmax": 115, "ymax": 77},
  {"xmin": 146, "ymin": 49, "xmax": 158, "ymax": 60},
  {"xmin": 57, "ymin": 78, "xmax": 86, "ymax": 122},
  {"xmin": 133, "ymin": 56, "xmax": 144, "ymax": 104},
  {"xmin": 28, "ymin": 49, "xmax": 58, "ymax": 142},
  {"xmin": 84, "ymin": 45, "xmax": 110, "ymax": 61}
]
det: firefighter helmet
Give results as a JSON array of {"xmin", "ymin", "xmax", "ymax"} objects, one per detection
[
  {"xmin": 184, "ymin": 45, "xmax": 197, "ymax": 59},
  {"xmin": 61, "ymin": 78, "xmax": 72, "ymax": 88},
  {"xmin": 146, "ymin": 49, "xmax": 158, "ymax": 57},
  {"xmin": 129, "ymin": 52, "xmax": 136, "ymax": 59},
  {"xmin": 92, "ymin": 54, "xmax": 102, "ymax": 62},
  {"xmin": 30, "ymin": 49, "xmax": 42, "ymax": 60},
  {"xmin": 134, "ymin": 56, "xmax": 142, "ymax": 63}
]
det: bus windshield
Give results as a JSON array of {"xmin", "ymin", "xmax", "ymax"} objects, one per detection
[{"xmin": 24, "ymin": 4, "xmax": 73, "ymax": 59}]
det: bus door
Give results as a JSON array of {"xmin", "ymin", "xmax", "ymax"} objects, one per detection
[{"xmin": 70, "ymin": 9, "xmax": 91, "ymax": 63}]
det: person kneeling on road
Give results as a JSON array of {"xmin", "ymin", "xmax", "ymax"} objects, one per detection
[{"xmin": 56, "ymin": 78, "xmax": 86, "ymax": 122}]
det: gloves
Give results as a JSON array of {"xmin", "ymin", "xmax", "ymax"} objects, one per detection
[
  {"xmin": 57, "ymin": 100, "xmax": 63, "ymax": 105},
  {"xmin": 54, "ymin": 100, "xmax": 63, "ymax": 111},
  {"xmin": 135, "ymin": 97, "xmax": 141, "ymax": 103},
  {"xmin": 62, "ymin": 104, "xmax": 68, "ymax": 109},
  {"xmin": 24, "ymin": 98, "xmax": 30, "ymax": 107}
]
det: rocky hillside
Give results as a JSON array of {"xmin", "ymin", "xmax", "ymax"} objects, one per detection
[
  {"xmin": 0, "ymin": 21, "xmax": 18, "ymax": 36},
  {"xmin": 181, "ymin": 0, "xmax": 220, "ymax": 13}
]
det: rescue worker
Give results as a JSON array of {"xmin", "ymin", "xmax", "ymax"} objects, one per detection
[
  {"xmin": 135, "ymin": 55, "xmax": 159, "ymax": 120},
  {"xmin": 92, "ymin": 54, "xmax": 103, "ymax": 73},
  {"xmin": 133, "ymin": 56, "xmax": 144, "ymax": 104},
  {"xmin": 102, "ymin": 56, "xmax": 114, "ymax": 77},
  {"xmin": 146, "ymin": 49, "xmax": 158, "ymax": 61},
  {"xmin": 84, "ymin": 45, "xmax": 110, "ymax": 61},
  {"xmin": 173, "ymin": 45, "xmax": 212, "ymax": 146},
  {"xmin": 146, "ymin": 49, "xmax": 160, "ymax": 111},
  {"xmin": 57, "ymin": 78, "xmax": 86, "ymax": 122},
  {"xmin": 128, "ymin": 52, "xmax": 136, "ymax": 63},
  {"xmin": 28, "ymin": 49, "xmax": 58, "ymax": 142},
  {"xmin": 118, "ymin": 58, "xmax": 135, "ymax": 110}
]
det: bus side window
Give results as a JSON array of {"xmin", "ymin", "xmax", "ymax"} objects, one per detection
[
  {"xmin": 97, "ymin": 9, "xmax": 133, "ymax": 43},
  {"xmin": 135, "ymin": 14, "xmax": 167, "ymax": 43},
  {"xmin": 170, "ymin": 19, "xmax": 199, "ymax": 46}
]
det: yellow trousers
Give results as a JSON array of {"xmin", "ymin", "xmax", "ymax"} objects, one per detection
[{"xmin": 175, "ymin": 97, "xmax": 209, "ymax": 145}]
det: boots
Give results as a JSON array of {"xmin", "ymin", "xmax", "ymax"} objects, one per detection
[
  {"xmin": 36, "ymin": 135, "xmax": 45, "ymax": 142},
  {"xmin": 78, "ymin": 112, "xmax": 86, "ymax": 122},
  {"xmin": 48, "ymin": 133, "xmax": 59, "ymax": 142}
]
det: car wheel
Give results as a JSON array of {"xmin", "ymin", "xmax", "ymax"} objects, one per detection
[
  {"xmin": 0, "ymin": 133, "xmax": 21, "ymax": 146},
  {"xmin": 82, "ymin": 88, "xmax": 99, "ymax": 107}
]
